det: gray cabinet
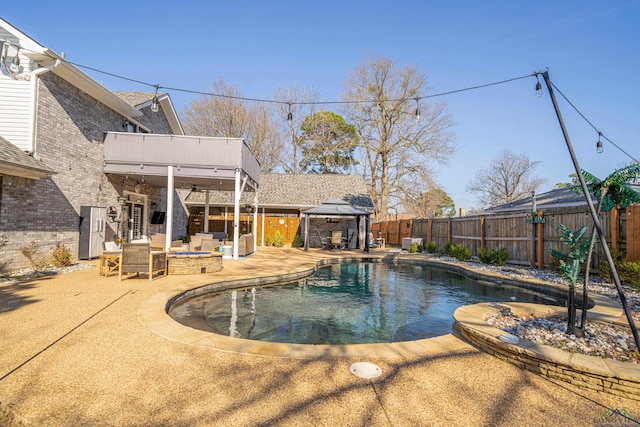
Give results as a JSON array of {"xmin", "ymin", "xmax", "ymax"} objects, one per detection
[{"xmin": 79, "ymin": 206, "xmax": 106, "ymax": 259}]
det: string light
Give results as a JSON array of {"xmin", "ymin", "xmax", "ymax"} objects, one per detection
[
  {"xmin": 535, "ymin": 74, "xmax": 542, "ymax": 98},
  {"xmin": 414, "ymin": 97, "xmax": 420, "ymax": 121},
  {"xmin": 150, "ymin": 84, "xmax": 160, "ymax": 112},
  {"xmin": 596, "ymin": 132, "xmax": 603, "ymax": 154},
  {"xmin": 13, "ymin": 43, "xmax": 636, "ymax": 162}
]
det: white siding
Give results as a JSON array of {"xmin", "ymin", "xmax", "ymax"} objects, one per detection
[
  {"xmin": 0, "ymin": 27, "xmax": 33, "ymax": 151},
  {"xmin": 0, "ymin": 74, "xmax": 32, "ymax": 151}
]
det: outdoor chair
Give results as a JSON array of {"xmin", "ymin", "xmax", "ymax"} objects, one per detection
[
  {"xmin": 189, "ymin": 235, "xmax": 204, "ymax": 252},
  {"xmin": 330, "ymin": 231, "xmax": 345, "ymax": 250},
  {"xmin": 200, "ymin": 238, "xmax": 220, "ymax": 252},
  {"xmin": 150, "ymin": 234, "xmax": 166, "ymax": 251},
  {"xmin": 118, "ymin": 243, "xmax": 167, "ymax": 281},
  {"xmin": 316, "ymin": 230, "xmax": 330, "ymax": 249},
  {"xmin": 99, "ymin": 241, "xmax": 121, "ymax": 277}
]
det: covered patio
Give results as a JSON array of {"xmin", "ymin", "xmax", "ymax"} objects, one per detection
[{"xmin": 102, "ymin": 132, "xmax": 260, "ymax": 260}]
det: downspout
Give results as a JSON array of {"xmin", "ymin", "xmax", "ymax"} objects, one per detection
[{"xmin": 27, "ymin": 59, "xmax": 61, "ymax": 158}]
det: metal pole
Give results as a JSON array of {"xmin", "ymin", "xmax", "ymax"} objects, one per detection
[{"xmin": 541, "ymin": 70, "xmax": 640, "ymax": 350}]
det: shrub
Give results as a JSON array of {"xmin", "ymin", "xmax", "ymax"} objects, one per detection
[
  {"xmin": 444, "ymin": 241, "xmax": 455, "ymax": 256},
  {"xmin": 478, "ymin": 247, "xmax": 508, "ymax": 266},
  {"xmin": 493, "ymin": 247, "xmax": 509, "ymax": 266},
  {"xmin": 478, "ymin": 247, "xmax": 493, "ymax": 264},
  {"xmin": 265, "ymin": 235, "xmax": 274, "ymax": 246},
  {"xmin": 292, "ymin": 234, "xmax": 304, "ymax": 248},
  {"xmin": 51, "ymin": 243, "xmax": 72, "ymax": 268},
  {"xmin": 425, "ymin": 241, "xmax": 438, "ymax": 254},
  {"xmin": 407, "ymin": 243, "xmax": 422, "ymax": 253},
  {"xmin": 448, "ymin": 243, "xmax": 471, "ymax": 261},
  {"xmin": 272, "ymin": 231, "xmax": 285, "ymax": 247},
  {"xmin": 0, "ymin": 234, "xmax": 10, "ymax": 275},
  {"xmin": 600, "ymin": 250, "xmax": 640, "ymax": 290},
  {"xmin": 20, "ymin": 241, "xmax": 49, "ymax": 272}
]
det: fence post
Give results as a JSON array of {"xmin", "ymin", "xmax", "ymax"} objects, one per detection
[
  {"xmin": 537, "ymin": 219, "xmax": 544, "ymax": 269},
  {"xmin": 611, "ymin": 207, "xmax": 619, "ymax": 252},
  {"xmin": 447, "ymin": 217, "xmax": 452, "ymax": 243},
  {"xmin": 480, "ymin": 215, "xmax": 486, "ymax": 248},
  {"xmin": 427, "ymin": 218, "xmax": 433, "ymax": 243}
]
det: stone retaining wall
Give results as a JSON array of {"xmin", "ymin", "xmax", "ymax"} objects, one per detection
[
  {"xmin": 454, "ymin": 302, "xmax": 640, "ymax": 401},
  {"xmin": 167, "ymin": 253, "xmax": 223, "ymax": 275}
]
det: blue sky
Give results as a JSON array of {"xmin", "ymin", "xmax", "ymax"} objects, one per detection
[{"xmin": 3, "ymin": 1, "xmax": 639, "ymax": 211}]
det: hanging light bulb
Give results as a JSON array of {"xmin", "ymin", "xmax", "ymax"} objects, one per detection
[
  {"xmin": 414, "ymin": 97, "xmax": 420, "ymax": 121},
  {"xmin": 150, "ymin": 84, "xmax": 160, "ymax": 112},
  {"xmin": 596, "ymin": 132, "xmax": 603, "ymax": 154},
  {"xmin": 286, "ymin": 102, "xmax": 293, "ymax": 122},
  {"xmin": 535, "ymin": 75, "xmax": 543, "ymax": 98},
  {"xmin": 9, "ymin": 48, "xmax": 20, "ymax": 74}
]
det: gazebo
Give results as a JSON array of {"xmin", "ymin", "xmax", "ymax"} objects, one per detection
[{"xmin": 302, "ymin": 199, "xmax": 371, "ymax": 252}]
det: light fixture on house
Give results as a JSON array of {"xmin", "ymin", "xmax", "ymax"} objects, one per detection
[
  {"xmin": 150, "ymin": 85, "xmax": 160, "ymax": 112},
  {"xmin": 9, "ymin": 48, "xmax": 20, "ymax": 74},
  {"xmin": 596, "ymin": 132, "xmax": 603, "ymax": 154},
  {"xmin": 535, "ymin": 75, "xmax": 543, "ymax": 98}
]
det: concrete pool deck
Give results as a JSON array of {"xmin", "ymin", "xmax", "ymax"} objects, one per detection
[{"xmin": 1, "ymin": 247, "xmax": 639, "ymax": 426}]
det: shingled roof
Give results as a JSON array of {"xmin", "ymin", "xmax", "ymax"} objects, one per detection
[
  {"xmin": 183, "ymin": 173, "xmax": 373, "ymax": 210},
  {"xmin": 0, "ymin": 136, "xmax": 56, "ymax": 179},
  {"xmin": 483, "ymin": 184, "xmax": 640, "ymax": 213},
  {"xmin": 114, "ymin": 92, "xmax": 157, "ymax": 107}
]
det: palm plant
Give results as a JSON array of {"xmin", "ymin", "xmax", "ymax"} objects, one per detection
[
  {"xmin": 549, "ymin": 224, "xmax": 591, "ymax": 334},
  {"xmin": 574, "ymin": 164, "xmax": 640, "ymax": 331}
]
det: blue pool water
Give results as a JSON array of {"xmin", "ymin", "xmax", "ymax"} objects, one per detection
[{"xmin": 169, "ymin": 262, "xmax": 563, "ymax": 345}]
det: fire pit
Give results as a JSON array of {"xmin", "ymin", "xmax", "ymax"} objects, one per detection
[{"xmin": 167, "ymin": 251, "xmax": 223, "ymax": 275}]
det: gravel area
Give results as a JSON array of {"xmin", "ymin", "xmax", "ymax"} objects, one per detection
[{"xmin": 432, "ymin": 255, "xmax": 640, "ymax": 363}]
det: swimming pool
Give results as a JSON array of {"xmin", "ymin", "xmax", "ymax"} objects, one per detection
[{"xmin": 168, "ymin": 262, "xmax": 564, "ymax": 345}]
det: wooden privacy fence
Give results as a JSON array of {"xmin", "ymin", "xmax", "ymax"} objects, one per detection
[
  {"xmin": 371, "ymin": 205, "xmax": 640, "ymax": 268},
  {"xmin": 188, "ymin": 214, "xmax": 301, "ymax": 247}
]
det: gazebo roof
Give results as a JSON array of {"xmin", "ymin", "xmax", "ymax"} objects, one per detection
[{"xmin": 303, "ymin": 199, "xmax": 371, "ymax": 216}]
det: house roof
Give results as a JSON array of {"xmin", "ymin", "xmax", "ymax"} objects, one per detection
[
  {"xmin": 114, "ymin": 91, "xmax": 184, "ymax": 135},
  {"xmin": 484, "ymin": 184, "xmax": 640, "ymax": 213},
  {"xmin": 183, "ymin": 173, "xmax": 374, "ymax": 210},
  {"xmin": 0, "ymin": 136, "xmax": 56, "ymax": 179}
]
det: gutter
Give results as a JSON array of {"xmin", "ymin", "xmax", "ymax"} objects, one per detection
[{"xmin": 27, "ymin": 59, "xmax": 60, "ymax": 159}]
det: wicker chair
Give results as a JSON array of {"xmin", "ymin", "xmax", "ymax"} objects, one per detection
[
  {"xmin": 118, "ymin": 243, "xmax": 167, "ymax": 281},
  {"xmin": 330, "ymin": 231, "xmax": 345, "ymax": 250}
]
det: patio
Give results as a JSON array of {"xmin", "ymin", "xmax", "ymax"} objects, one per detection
[{"xmin": 1, "ymin": 247, "xmax": 638, "ymax": 425}]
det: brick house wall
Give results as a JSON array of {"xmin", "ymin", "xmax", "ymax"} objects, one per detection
[{"xmin": 0, "ymin": 73, "xmax": 187, "ymax": 271}]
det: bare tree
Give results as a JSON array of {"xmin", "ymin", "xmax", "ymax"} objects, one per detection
[
  {"xmin": 466, "ymin": 149, "xmax": 546, "ymax": 208},
  {"xmin": 341, "ymin": 56, "xmax": 456, "ymax": 221},
  {"xmin": 273, "ymin": 85, "xmax": 323, "ymax": 174},
  {"xmin": 404, "ymin": 188, "xmax": 456, "ymax": 218},
  {"xmin": 182, "ymin": 79, "xmax": 282, "ymax": 172}
]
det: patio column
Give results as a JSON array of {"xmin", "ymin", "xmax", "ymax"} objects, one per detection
[
  {"xmin": 233, "ymin": 168, "xmax": 241, "ymax": 260},
  {"xmin": 204, "ymin": 191, "xmax": 210, "ymax": 233},
  {"xmin": 253, "ymin": 193, "xmax": 259, "ymax": 252},
  {"xmin": 303, "ymin": 214, "xmax": 309, "ymax": 251},
  {"xmin": 165, "ymin": 165, "xmax": 174, "ymax": 251}
]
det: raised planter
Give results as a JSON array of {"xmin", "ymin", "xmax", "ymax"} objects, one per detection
[
  {"xmin": 167, "ymin": 252, "xmax": 223, "ymax": 275},
  {"xmin": 454, "ymin": 302, "xmax": 640, "ymax": 401}
]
